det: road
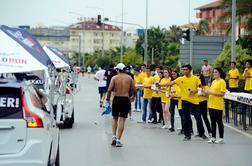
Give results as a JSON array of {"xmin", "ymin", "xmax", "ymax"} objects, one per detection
[{"xmin": 60, "ymin": 76, "xmax": 252, "ymax": 166}]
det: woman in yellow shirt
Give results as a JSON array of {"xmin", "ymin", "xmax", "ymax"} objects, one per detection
[
  {"xmin": 204, "ymin": 68, "xmax": 226, "ymax": 144},
  {"xmin": 169, "ymin": 70, "xmax": 182, "ymax": 132},
  {"xmin": 243, "ymin": 60, "xmax": 252, "ymax": 93},
  {"xmin": 159, "ymin": 69, "xmax": 171, "ymax": 129}
]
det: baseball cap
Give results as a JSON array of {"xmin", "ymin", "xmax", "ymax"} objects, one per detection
[{"xmin": 114, "ymin": 63, "xmax": 125, "ymax": 70}]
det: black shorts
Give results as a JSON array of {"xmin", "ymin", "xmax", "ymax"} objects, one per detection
[
  {"xmin": 112, "ymin": 96, "xmax": 131, "ymax": 118},
  {"xmin": 98, "ymin": 87, "xmax": 107, "ymax": 94}
]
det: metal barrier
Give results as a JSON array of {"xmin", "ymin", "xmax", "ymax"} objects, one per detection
[{"xmin": 224, "ymin": 92, "xmax": 252, "ymax": 130}]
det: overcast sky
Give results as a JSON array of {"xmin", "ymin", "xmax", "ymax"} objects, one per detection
[{"xmin": 0, "ymin": 0, "xmax": 214, "ymax": 28}]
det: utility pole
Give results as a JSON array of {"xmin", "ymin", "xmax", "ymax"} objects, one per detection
[
  {"xmin": 120, "ymin": 0, "xmax": 124, "ymax": 62},
  {"xmin": 144, "ymin": 0, "xmax": 148, "ymax": 65},
  {"xmin": 151, "ymin": 48, "xmax": 154, "ymax": 64},
  {"xmin": 231, "ymin": 0, "xmax": 236, "ymax": 62},
  {"xmin": 188, "ymin": 0, "xmax": 193, "ymax": 67}
]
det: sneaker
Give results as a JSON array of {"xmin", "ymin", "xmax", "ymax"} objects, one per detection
[
  {"xmin": 183, "ymin": 136, "xmax": 191, "ymax": 141},
  {"xmin": 161, "ymin": 125, "xmax": 169, "ymax": 129},
  {"xmin": 201, "ymin": 135, "xmax": 208, "ymax": 140},
  {"xmin": 208, "ymin": 138, "xmax": 216, "ymax": 144},
  {"xmin": 216, "ymin": 138, "xmax": 224, "ymax": 144},
  {"xmin": 116, "ymin": 140, "xmax": 123, "ymax": 147},
  {"xmin": 111, "ymin": 137, "xmax": 117, "ymax": 146},
  {"xmin": 151, "ymin": 120, "xmax": 157, "ymax": 124},
  {"xmin": 169, "ymin": 128, "xmax": 175, "ymax": 132},
  {"xmin": 208, "ymin": 133, "xmax": 212, "ymax": 138},
  {"xmin": 132, "ymin": 109, "xmax": 138, "ymax": 112},
  {"xmin": 137, "ymin": 109, "xmax": 142, "ymax": 112},
  {"xmin": 147, "ymin": 120, "xmax": 152, "ymax": 123}
]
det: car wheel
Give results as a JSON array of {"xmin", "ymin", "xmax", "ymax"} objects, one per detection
[
  {"xmin": 55, "ymin": 145, "xmax": 60, "ymax": 166},
  {"xmin": 63, "ymin": 109, "xmax": 74, "ymax": 129}
]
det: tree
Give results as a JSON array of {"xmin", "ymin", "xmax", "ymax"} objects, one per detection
[
  {"xmin": 214, "ymin": 43, "xmax": 252, "ymax": 72},
  {"xmin": 165, "ymin": 25, "xmax": 182, "ymax": 43},
  {"xmin": 196, "ymin": 19, "xmax": 209, "ymax": 35},
  {"xmin": 218, "ymin": 0, "xmax": 252, "ymax": 35},
  {"xmin": 123, "ymin": 48, "xmax": 143, "ymax": 66}
]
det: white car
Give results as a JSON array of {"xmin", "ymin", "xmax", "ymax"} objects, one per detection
[{"xmin": 0, "ymin": 79, "xmax": 60, "ymax": 166}]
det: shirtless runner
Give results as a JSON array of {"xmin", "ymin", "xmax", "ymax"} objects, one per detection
[{"xmin": 106, "ymin": 63, "xmax": 136, "ymax": 147}]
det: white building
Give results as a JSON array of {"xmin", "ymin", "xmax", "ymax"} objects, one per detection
[
  {"xmin": 69, "ymin": 18, "xmax": 121, "ymax": 54},
  {"xmin": 123, "ymin": 28, "xmax": 139, "ymax": 48}
]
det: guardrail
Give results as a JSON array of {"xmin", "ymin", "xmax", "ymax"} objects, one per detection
[{"xmin": 224, "ymin": 92, "xmax": 252, "ymax": 130}]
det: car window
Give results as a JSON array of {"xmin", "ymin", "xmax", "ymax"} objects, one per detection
[{"xmin": 0, "ymin": 87, "xmax": 23, "ymax": 119}]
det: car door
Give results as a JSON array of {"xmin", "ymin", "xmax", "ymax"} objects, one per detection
[{"xmin": 0, "ymin": 86, "xmax": 27, "ymax": 155}]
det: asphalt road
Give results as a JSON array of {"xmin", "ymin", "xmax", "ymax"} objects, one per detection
[{"xmin": 60, "ymin": 76, "xmax": 252, "ymax": 166}]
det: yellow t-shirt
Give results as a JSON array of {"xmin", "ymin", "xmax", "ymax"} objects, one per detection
[
  {"xmin": 208, "ymin": 79, "xmax": 226, "ymax": 110},
  {"xmin": 243, "ymin": 68, "xmax": 252, "ymax": 91},
  {"xmin": 139, "ymin": 72, "xmax": 147, "ymax": 83},
  {"xmin": 160, "ymin": 77, "xmax": 171, "ymax": 103},
  {"xmin": 152, "ymin": 75, "xmax": 161, "ymax": 98},
  {"xmin": 228, "ymin": 68, "xmax": 239, "ymax": 88},
  {"xmin": 198, "ymin": 85, "xmax": 210, "ymax": 102},
  {"xmin": 174, "ymin": 75, "xmax": 201, "ymax": 104},
  {"xmin": 134, "ymin": 74, "xmax": 142, "ymax": 84},
  {"xmin": 143, "ymin": 76, "xmax": 154, "ymax": 99},
  {"xmin": 175, "ymin": 86, "xmax": 182, "ymax": 110}
]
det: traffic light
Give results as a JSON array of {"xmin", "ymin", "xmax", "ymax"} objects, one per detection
[
  {"xmin": 182, "ymin": 29, "xmax": 190, "ymax": 41},
  {"xmin": 97, "ymin": 15, "xmax": 102, "ymax": 25}
]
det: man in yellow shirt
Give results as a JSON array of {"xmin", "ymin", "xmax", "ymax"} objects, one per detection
[
  {"xmin": 138, "ymin": 67, "xmax": 154, "ymax": 123},
  {"xmin": 243, "ymin": 60, "xmax": 252, "ymax": 93},
  {"xmin": 227, "ymin": 61, "xmax": 239, "ymax": 92},
  {"xmin": 165, "ymin": 64, "xmax": 207, "ymax": 141},
  {"xmin": 139, "ymin": 64, "xmax": 147, "ymax": 81}
]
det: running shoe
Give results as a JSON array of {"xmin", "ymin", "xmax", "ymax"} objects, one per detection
[
  {"xmin": 215, "ymin": 138, "xmax": 224, "ymax": 144},
  {"xmin": 183, "ymin": 136, "xmax": 191, "ymax": 141},
  {"xmin": 111, "ymin": 137, "xmax": 117, "ymax": 146},
  {"xmin": 208, "ymin": 138, "xmax": 216, "ymax": 144},
  {"xmin": 169, "ymin": 128, "xmax": 175, "ymax": 132},
  {"xmin": 161, "ymin": 125, "xmax": 169, "ymax": 129},
  {"xmin": 116, "ymin": 140, "xmax": 123, "ymax": 147},
  {"xmin": 201, "ymin": 135, "xmax": 208, "ymax": 140}
]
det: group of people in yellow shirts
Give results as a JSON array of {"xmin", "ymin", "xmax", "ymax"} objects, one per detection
[{"xmin": 133, "ymin": 60, "xmax": 252, "ymax": 144}]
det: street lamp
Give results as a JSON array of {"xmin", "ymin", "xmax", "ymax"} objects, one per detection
[
  {"xmin": 231, "ymin": 0, "xmax": 236, "ymax": 62},
  {"xmin": 86, "ymin": 6, "xmax": 105, "ymax": 57},
  {"xmin": 120, "ymin": 0, "xmax": 124, "ymax": 63},
  {"xmin": 144, "ymin": 0, "xmax": 148, "ymax": 65}
]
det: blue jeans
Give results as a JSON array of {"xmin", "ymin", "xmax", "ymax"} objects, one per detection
[
  {"xmin": 142, "ymin": 98, "xmax": 152, "ymax": 121},
  {"xmin": 134, "ymin": 89, "xmax": 142, "ymax": 110}
]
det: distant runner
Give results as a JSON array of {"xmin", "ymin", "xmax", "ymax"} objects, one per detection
[{"xmin": 106, "ymin": 63, "xmax": 136, "ymax": 147}]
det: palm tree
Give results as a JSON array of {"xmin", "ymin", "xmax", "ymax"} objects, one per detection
[
  {"xmin": 166, "ymin": 25, "xmax": 182, "ymax": 43},
  {"xmin": 218, "ymin": 0, "xmax": 252, "ymax": 35},
  {"xmin": 196, "ymin": 19, "xmax": 209, "ymax": 35}
]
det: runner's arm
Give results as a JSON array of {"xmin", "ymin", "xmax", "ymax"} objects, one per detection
[{"xmin": 106, "ymin": 78, "xmax": 115, "ymax": 101}]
